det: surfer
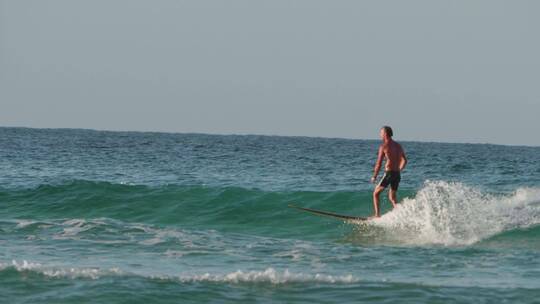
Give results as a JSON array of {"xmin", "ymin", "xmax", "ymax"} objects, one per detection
[{"xmin": 370, "ymin": 126, "xmax": 407, "ymax": 217}]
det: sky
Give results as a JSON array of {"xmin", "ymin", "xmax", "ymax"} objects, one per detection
[{"xmin": 1, "ymin": 1, "xmax": 539, "ymax": 146}]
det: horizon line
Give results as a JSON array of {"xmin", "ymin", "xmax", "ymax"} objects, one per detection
[{"xmin": 1, "ymin": 125, "xmax": 538, "ymax": 148}]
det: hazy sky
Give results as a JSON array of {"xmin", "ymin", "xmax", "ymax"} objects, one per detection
[{"xmin": 1, "ymin": 1, "xmax": 539, "ymax": 145}]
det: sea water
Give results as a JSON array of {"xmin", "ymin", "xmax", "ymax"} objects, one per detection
[{"xmin": 1, "ymin": 127, "xmax": 540, "ymax": 303}]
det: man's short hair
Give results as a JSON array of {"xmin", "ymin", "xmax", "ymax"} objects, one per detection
[{"xmin": 382, "ymin": 126, "xmax": 393, "ymax": 137}]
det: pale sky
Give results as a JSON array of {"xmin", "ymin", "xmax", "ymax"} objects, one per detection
[{"xmin": 1, "ymin": 1, "xmax": 539, "ymax": 146}]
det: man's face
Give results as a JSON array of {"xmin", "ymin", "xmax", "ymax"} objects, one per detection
[{"xmin": 379, "ymin": 128, "xmax": 386, "ymax": 139}]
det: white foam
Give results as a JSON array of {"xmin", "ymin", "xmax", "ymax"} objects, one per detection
[
  {"xmin": 15, "ymin": 220, "xmax": 37, "ymax": 228},
  {"xmin": 1, "ymin": 261, "xmax": 358, "ymax": 284},
  {"xmin": 137, "ymin": 227, "xmax": 187, "ymax": 246},
  {"xmin": 59, "ymin": 219, "xmax": 92, "ymax": 237},
  {"xmin": 8, "ymin": 217, "xmax": 223, "ymax": 249},
  {"xmin": 2, "ymin": 260, "xmax": 123, "ymax": 280},
  {"xmin": 177, "ymin": 268, "xmax": 359, "ymax": 284},
  {"xmin": 369, "ymin": 181, "xmax": 540, "ymax": 246}
]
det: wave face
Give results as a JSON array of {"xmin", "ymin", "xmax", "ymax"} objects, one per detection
[
  {"xmin": 1, "ymin": 127, "xmax": 540, "ymax": 303},
  {"xmin": 2, "ymin": 180, "xmax": 540, "ymax": 246},
  {"xmin": 0, "ymin": 181, "xmax": 373, "ymax": 239}
]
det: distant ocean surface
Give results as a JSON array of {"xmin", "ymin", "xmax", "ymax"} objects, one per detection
[{"xmin": 1, "ymin": 127, "xmax": 540, "ymax": 303}]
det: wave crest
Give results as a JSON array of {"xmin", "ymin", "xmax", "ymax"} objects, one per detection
[
  {"xmin": 175, "ymin": 268, "xmax": 359, "ymax": 284},
  {"xmin": 1, "ymin": 260, "xmax": 358, "ymax": 284},
  {"xmin": 1, "ymin": 260, "xmax": 122, "ymax": 280},
  {"xmin": 370, "ymin": 181, "xmax": 540, "ymax": 246}
]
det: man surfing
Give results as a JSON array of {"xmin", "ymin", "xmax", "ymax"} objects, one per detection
[{"xmin": 370, "ymin": 126, "xmax": 407, "ymax": 218}]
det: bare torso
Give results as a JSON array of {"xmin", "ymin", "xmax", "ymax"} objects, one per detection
[{"xmin": 381, "ymin": 140, "xmax": 404, "ymax": 171}]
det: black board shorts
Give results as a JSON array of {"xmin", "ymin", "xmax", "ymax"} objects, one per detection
[{"xmin": 378, "ymin": 171, "xmax": 401, "ymax": 190}]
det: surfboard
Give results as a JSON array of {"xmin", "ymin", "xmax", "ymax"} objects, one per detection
[{"xmin": 288, "ymin": 204, "xmax": 368, "ymax": 221}]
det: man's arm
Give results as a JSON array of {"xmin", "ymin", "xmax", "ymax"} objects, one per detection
[
  {"xmin": 399, "ymin": 147, "xmax": 408, "ymax": 171},
  {"xmin": 370, "ymin": 146, "xmax": 384, "ymax": 183}
]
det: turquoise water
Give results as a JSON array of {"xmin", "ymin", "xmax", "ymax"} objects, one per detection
[{"xmin": 1, "ymin": 127, "xmax": 540, "ymax": 303}]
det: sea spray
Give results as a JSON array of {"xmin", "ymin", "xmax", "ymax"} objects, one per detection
[{"xmin": 372, "ymin": 181, "xmax": 540, "ymax": 245}]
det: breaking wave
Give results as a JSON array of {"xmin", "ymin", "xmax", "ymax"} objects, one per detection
[
  {"xmin": 1, "ymin": 260, "xmax": 358, "ymax": 284},
  {"xmin": 368, "ymin": 181, "xmax": 540, "ymax": 246}
]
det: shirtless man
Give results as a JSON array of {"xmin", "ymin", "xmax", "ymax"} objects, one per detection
[{"xmin": 369, "ymin": 126, "xmax": 408, "ymax": 218}]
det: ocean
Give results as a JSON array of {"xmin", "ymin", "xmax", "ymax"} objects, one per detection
[{"xmin": 1, "ymin": 127, "xmax": 540, "ymax": 303}]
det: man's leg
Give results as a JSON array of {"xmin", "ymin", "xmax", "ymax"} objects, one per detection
[
  {"xmin": 388, "ymin": 188, "xmax": 398, "ymax": 208},
  {"xmin": 372, "ymin": 186, "xmax": 385, "ymax": 217}
]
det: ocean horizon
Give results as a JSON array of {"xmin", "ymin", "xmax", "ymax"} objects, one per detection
[{"xmin": 3, "ymin": 125, "xmax": 538, "ymax": 148}]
